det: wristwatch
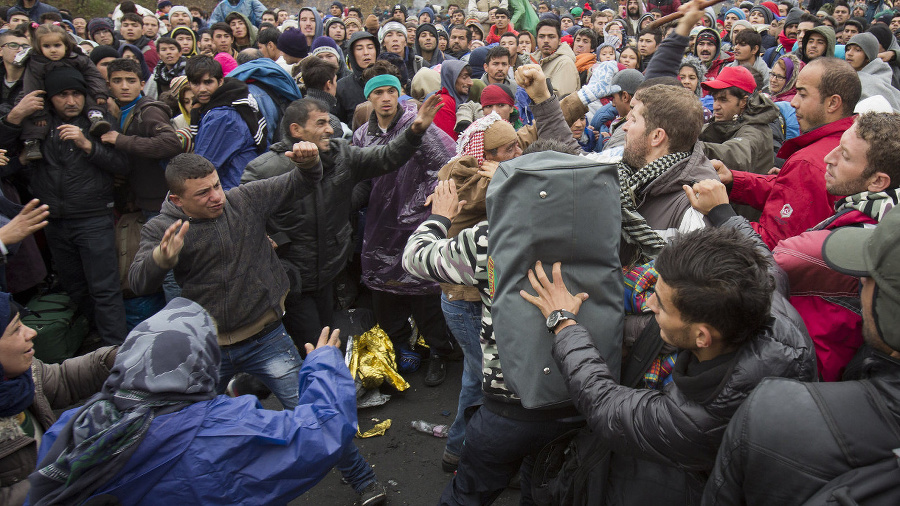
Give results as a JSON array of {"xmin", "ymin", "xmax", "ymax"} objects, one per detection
[{"xmin": 546, "ymin": 310, "xmax": 577, "ymax": 334}]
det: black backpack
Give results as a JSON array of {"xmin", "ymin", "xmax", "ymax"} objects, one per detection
[{"xmin": 800, "ymin": 381, "xmax": 900, "ymax": 506}]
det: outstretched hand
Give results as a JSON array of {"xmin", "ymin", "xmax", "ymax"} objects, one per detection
[
  {"xmin": 412, "ymin": 94, "xmax": 445, "ymax": 134},
  {"xmin": 0, "ymin": 199, "xmax": 49, "ymax": 246},
  {"xmin": 304, "ymin": 326, "xmax": 342, "ymax": 355},
  {"xmin": 425, "ymin": 179, "xmax": 467, "ymax": 220},
  {"xmin": 683, "ymin": 179, "xmax": 730, "ymax": 215},
  {"xmin": 519, "ymin": 261, "xmax": 589, "ymax": 319},
  {"xmin": 153, "ymin": 219, "xmax": 189, "ymax": 268}
]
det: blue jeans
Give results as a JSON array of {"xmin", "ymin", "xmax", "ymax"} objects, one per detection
[
  {"xmin": 217, "ymin": 323, "xmax": 376, "ymax": 493},
  {"xmin": 441, "ymin": 294, "xmax": 484, "ymax": 457}
]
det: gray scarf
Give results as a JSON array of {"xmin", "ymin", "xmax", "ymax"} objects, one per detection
[
  {"xmin": 834, "ymin": 188, "xmax": 900, "ymax": 223},
  {"xmin": 29, "ymin": 298, "xmax": 220, "ymax": 505}
]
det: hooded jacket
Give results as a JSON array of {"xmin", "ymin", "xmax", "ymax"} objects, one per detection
[
  {"xmin": 799, "ymin": 25, "xmax": 835, "ymax": 63},
  {"xmin": 553, "ymin": 210, "xmax": 817, "ymax": 505},
  {"xmin": 354, "ymin": 103, "xmax": 456, "ymax": 295},
  {"xmin": 208, "ymin": 0, "xmax": 266, "ymax": 27},
  {"xmin": 298, "ymin": 6, "xmax": 324, "ymax": 43},
  {"xmin": 228, "ymin": 58, "xmax": 303, "ymax": 144},
  {"xmin": 693, "ymin": 28, "xmax": 733, "ymax": 79},
  {"xmin": 850, "ymin": 34, "xmax": 900, "ymax": 112},
  {"xmin": 241, "ymin": 125, "xmax": 427, "ymax": 292},
  {"xmin": 530, "ymin": 41, "xmax": 579, "ymax": 97},
  {"xmin": 113, "ymin": 97, "xmax": 183, "ymax": 213},
  {"xmin": 623, "ymin": 1, "xmax": 647, "ymax": 36},
  {"xmin": 434, "ymin": 60, "xmax": 471, "ymax": 139},
  {"xmin": 700, "ymin": 93, "xmax": 781, "ymax": 176},
  {"xmin": 415, "ymin": 23, "xmax": 454, "ymax": 67},
  {"xmin": 129, "ymin": 159, "xmax": 322, "ymax": 343},
  {"xmin": 225, "ymin": 12, "xmax": 259, "ymax": 51},
  {"xmin": 335, "ymin": 31, "xmax": 380, "ymax": 124}
]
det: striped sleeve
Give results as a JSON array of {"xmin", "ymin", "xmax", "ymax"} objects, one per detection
[{"xmin": 402, "ymin": 216, "xmax": 488, "ymax": 287}]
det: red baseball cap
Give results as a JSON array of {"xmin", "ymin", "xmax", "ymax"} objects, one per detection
[{"xmin": 701, "ymin": 66, "xmax": 757, "ymax": 94}]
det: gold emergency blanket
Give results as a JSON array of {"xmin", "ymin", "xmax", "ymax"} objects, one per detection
[
  {"xmin": 348, "ymin": 325, "xmax": 410, "ymax": 391},
  {"xmin": 357, "ymin": 419, "xmax": 392, "ymax": 438}
]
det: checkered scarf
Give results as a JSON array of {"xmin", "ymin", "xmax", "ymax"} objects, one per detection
[
  {"xmin": 834, "ymin": 188, "xmax": 900, "ymax": 223},
  {"xmin": 617, "ymin": 151, "xmax": 690, "ymax": 261},
  {"xmin": 453, "ymin": 112, "xmax": 504, "ymax": 166}
]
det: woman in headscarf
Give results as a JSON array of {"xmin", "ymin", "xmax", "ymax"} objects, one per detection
[
  {"xmin": 768, "ymin": 53, "xmax": 804, "ymax": 102},
  {"xmin": 169, "ymin": 26, "xmax": 197, "ymax": 57},
  {"xmin": 27, "ymin": 298, "xmax": 357, "ymax": 505},
  {"xmin": 0, "ymin": 292, "xmax": 114, "ymax": 506}
]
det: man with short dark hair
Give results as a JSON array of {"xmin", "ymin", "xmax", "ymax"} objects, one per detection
[
  {"xmin": 729, "ymin": 28, "xmax": 768, "ymax": 82},
  {"xmin": 485, "ymin": 7, "xmax": 516, "ymax": 44},
  {"xmin": 256, "ymin": 26, "xmax": 291, "ymax": 72},
  {"xmin": 637, "ymin": 28, "xmax": 662, "ymax": 70},
  {"xmin": 716, "ymin": 57, "xmax": 861, "ymax": 249},
  {"xmin": 0, "ymin": 66, "xmax": 128, "ymax": 345},
  {"xmin": 120, "ymin": 12, "xmax": 159, "ymax": 68},
  {"xmin": 531, "ymin": 19, "xmax": 578, "ymax": 96},
  {"xmin": 704, "ymin": 179, "xmax": 900, "ymax": 505},
  {"xmin": 0, "ymin": 28, "xmax": 28, "ymax": 113},
  {"xmin": 446, "ymin": 24, "xmax": 471, "ymax": 60},
  {"xmin": 298, "ymin": 56, "xmax": 341, "ymax": 121},
  {"xmin": 210, "ymin": 22, "xmax": 237, "ymax": 57},
  {"xmin": 185, "ymin": 55, "xmax": 267, "ymax": 190},
  {"xmin": 336, "ymin": 30, "xmax": 380, "ymax": 124},
  {"xmin": 482, "ymin": 45, "xmax": 511, "ymax": 85}
]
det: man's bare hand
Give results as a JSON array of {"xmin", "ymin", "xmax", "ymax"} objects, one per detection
[
  {"xmin": 519, "ymin": 261, "xmax": 589, "ymax": 320},
  {"xmin": 477, "ymin": 160, "xmax": 499, "ymax": 179},
  {"xmin": 515, "ymin": 64, "xmax": 551, "ymax": 103},
  {"xmin": 683, "ymin": 179, "xmax": 730, "ymax": 215},
  {"xmin": 100, "ymin": 131, "xmax": 119, "ymax": 145},
  {"xmin": 676, "ymin": 1, "xmax": 706, "ymax": 37},
  {"xmin": 767, "ymin": 167, "xmax": 781, "ymax": 176},
  {"xmin": 710, "ymin": 159, "xmax": 733, "ymax": 185},
  {"xmin": 153, "ymin": 219, "xmax": 189, "ymax": 268},
  {"xmin": 411, "ymin": 93, "xmax": 445, "ymax": 134},
  {"xmin": 57, "ymin": 124, "xmax": 92, "ymax": 153},
  {"xmin": 7, "ymin": 90, "xmax": 45, "ymax": 125},
  {"xmin": 0, "ymin": 149, "xmax": 8, "ymax": 167},
  {"xmin": 304, "ymin": 326, "xmax": 341, "ymax": 355},
  {"xmin": 0, "ymin": 199, "xmax": 49, "ymax": 246},
  {"xmin": 425, "ymin": 179, "xmax": 467, "ymax": 220}
]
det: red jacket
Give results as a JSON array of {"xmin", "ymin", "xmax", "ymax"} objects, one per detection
[
  {"xmin": 433, "ymin": 87, "xmax": 458, "ymax": 140},
  {"xmin": 728, "ymin": 115, "xmax": 854, "ymax": 249},
  {"xmin": 773, "ymin": 209, "xmax": 877, "ymax": 382},
  {"xmin": 485, "ymin": 24, "xmax": 518, "ymax": 45}
]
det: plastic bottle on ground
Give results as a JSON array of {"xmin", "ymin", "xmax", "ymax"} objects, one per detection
[{"xmin": 410, "ymin": 420, "xmax": 449, "ymax": 438}]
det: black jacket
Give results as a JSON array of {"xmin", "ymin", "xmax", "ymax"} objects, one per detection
[
  {"xmin": 335, "ymin": 31, "xmax": 380, "ymax": 125},
  {"xmin": 703, "ymin": 350, "xmax": 900, "ymax": 506},
  {"xmin": 551, "ymin": 208, "xmax": 818, "ymax": 505},
  {"xmin": 240, "ymin": 127, "xmax": 424, "ymax": 292},
  {"xmin": 0, "ymin": 112, "xmax": 128, "ymax": 219}
]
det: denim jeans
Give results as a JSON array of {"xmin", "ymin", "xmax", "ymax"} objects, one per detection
[
  {"xmin": 441, "ymin": 294, "xmax": 484, "ymax": 457},
  {"xmin": 216, "ymin": 323, "xmax": 376, "ymax": 493},
  {"xmin": 44, "ymin": 214, "xmax": 127, "ymax": 345},
  {"xmin": 439, "ymin": 406, "xmax": 584, "ymax": 505}
]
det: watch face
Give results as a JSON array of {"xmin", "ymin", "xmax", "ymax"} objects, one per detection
[{"xmin": 547, "ymin": 311, "xmax": 560, "ymax": 328}]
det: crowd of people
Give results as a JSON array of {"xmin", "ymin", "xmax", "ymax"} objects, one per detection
[{"xmin": 0, "ymin": 0, "xmax": 899, "ymax": 504}]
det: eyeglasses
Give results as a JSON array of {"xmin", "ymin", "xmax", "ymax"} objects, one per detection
[
  {"xmin": 770, "ymin": 73, "xmax": 787, "ymax": 81},
  {"xmin": 2, "ymin": 42, "xmax": 30, "ymax": 50}
]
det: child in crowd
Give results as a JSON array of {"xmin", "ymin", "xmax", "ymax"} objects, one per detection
[{"xmin": 19, "ymin": 23, "xmax": 109, "ymax": 161}]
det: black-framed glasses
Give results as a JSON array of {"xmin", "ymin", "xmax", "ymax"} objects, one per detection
[
  {"xmin": 770, "ymin": 73, "xmax": 787, "ymax": 81},
  {"xmin": 2, "ymin": 42, "xmax": 30, "ymax": 50}
]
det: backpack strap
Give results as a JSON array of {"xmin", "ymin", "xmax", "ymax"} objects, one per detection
[
  {"xmin": 621, "ymin": 318, "xmax": 665, "ymax": 388},
  {"xmin": 805, "ymin": 381, "xmax": 900, "ymax": 467}
]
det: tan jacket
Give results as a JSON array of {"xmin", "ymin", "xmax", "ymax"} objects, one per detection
[{"xmin": 531, "ymin": 43, "xmax": 579, "ymax": 97}]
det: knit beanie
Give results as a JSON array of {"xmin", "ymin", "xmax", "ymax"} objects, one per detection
[
  {"xmin": 869, "ymin": 24, "xmax": 894, "ymax": 51},
  {"xmin": 345, "ymin": 17, "xmax": 363, "ymax": 31},
  {"xmin": 483, "ymin": 120, "xmax": 517, "ymax": 150},
  {"xmin": 847, "ymin": 32, "xmax": 880, "ymax": 62},
  {"xmin": 379, "ymin": 21, "xmax": 406, "ymax": 45},
  {"xmin": 89, "ymin": 44, "xmax": 120, "ymax": 64},
  {"xmin": 480, "ymin": 84, "xmax": 515, "ymax": 107},
  {"xmin": 277, "ymin": 28, "xmax": 310, "ymax": 58},
  {"xmin": 169, "ymin": 6, "xmax": 190, "ymax": 20},
  {"xmin": 311, "ymin": 35, "xmax": 341, "ymax": 53},
  {"xmin": 214, "ymin": 52, "xmax": 238, "ymax": 75},
  {"xmin": 365, "ymin": 14, "xmax": 379, "ymax": 33},
  {"xmin": 724, "ymin": 7, "xmax": 746, "ymax": 20},
  {"xmin": 45, "ymin": 66, "xmax": 88, "ymax": 98},
  {"xmin": 88, "ymin": 17, "xmax": 113, "ymax": 38}
]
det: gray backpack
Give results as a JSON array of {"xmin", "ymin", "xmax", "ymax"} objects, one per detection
[{"xmin": 486, "ymin": 151, "xmax": 624, "ymax": 409}]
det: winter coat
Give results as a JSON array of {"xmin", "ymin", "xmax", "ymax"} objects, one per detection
[
  {"xmin": 530, "ymin": 42, "xmax": 579, "ymax": 97},
  {"xmin": 0, "ymin": 111, "xmax": 128, "ymax": 219},
  {"xmin": 37, "ymin": 346, "xmax": 356, "ymax": 506},
  {"xmin": 704, "ymin": 352, "xmax": 900, "ymax": 505},
  {"xmin": 692, "ymin": 28, "xmax": 734, "ymax": 79},
  {"xmin": 858, "ymin": 57, "xmax": 900, "ymax": 112},
  {"xmin": 728, "ymin": 115, "xmax": 853, "ymax": 249},
  {"xmin": 0, "ymin": 348, "xmax": 114, "ymax": 506},
  {"xmin": 21, "ymin": 49, "xmax": 108, "ymax": 122},
  {"xmin": 208, "ymin": 0, "xmax": 266, "ymax": 27},
  {"xmin": 6, "ymin": 0, "xmax": 58, "ymax": 23},
  {"xmin": 552, "ymin": 209, "xmax": 817, "ymax": 505},
  {"xmin": 799, "ymin": 25, "xmax": 836, "ymax": 63},
  {"xmin": 467, "ymin": 0, "xmax": 508, "ymax": 23},
  {"xmin": 228, "ymin": 58, "xmax": 303, "ymax": 145},
  {"xmin": 128, "ymin": 160, "xmax": 322, "ymax": 344},
  {"xmin": 700, "ymin": 93, "xmax": 780, "ymax": 175},
  {"xmin": 773, "ymin": 209, "xmax": 878, "ymax": 381},
  {"xmin": 354, "ymin": 104, "xmax": 456, "ymax": 295},
  {"xmin": 114, "ymin": 97, "xmax": 183, "ymax": 213},
  {"xmin": 335, "ymin": 31, "xmax": 380, "ymax": 124},
  {"xmin": 241, "ymin": 127, "xmax": 428, "ymax": 292}
]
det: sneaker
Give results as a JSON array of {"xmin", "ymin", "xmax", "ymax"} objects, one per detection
[
  {"xmin": 225, "ymin": 373, "xmax": 272, "ymax": 399},
  {"xmin": 88, "ymin": 114, "xmax": 111, "ymax": 136},
  {"xmin": 441, "ymin": 449, "xmax": 460, "ymax": 472},
  {"xmin": 357, "ymin": 481, "xmax": 387, "ymax": 506},
  {"xmin": 424, "ymin": 354, "xmax": 447, "ymax": 387},
  {"xmin": 23, "ymin": 139, "xmax": 42, "ymax": 161}
]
